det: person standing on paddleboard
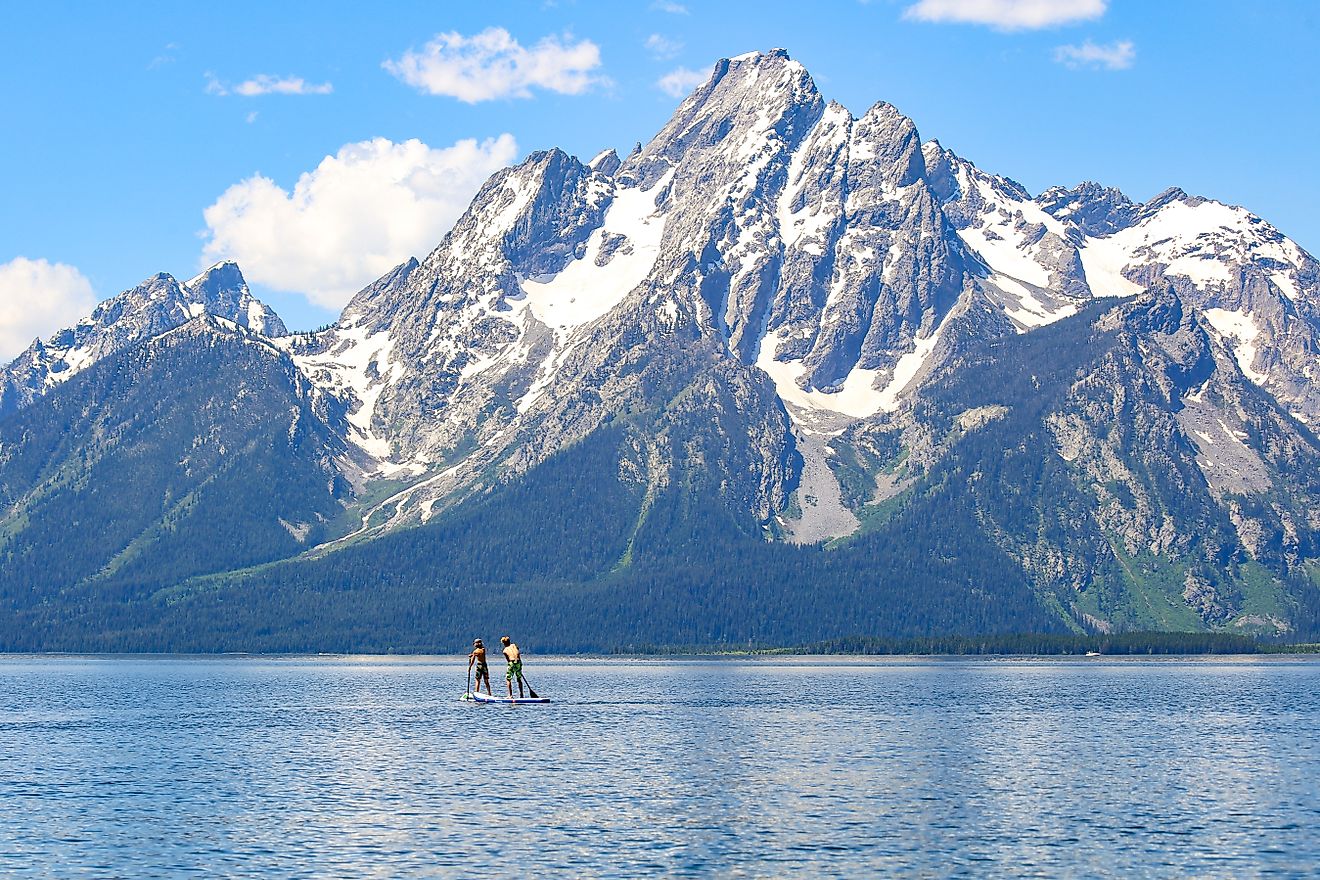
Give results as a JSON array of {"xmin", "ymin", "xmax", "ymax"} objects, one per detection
[
  {"xmin": 501, "ymin": 636, "xmax": 525, "ymax": 699},
  {"xmin": 469, "ymin": 639, "xmax": 492, "ymax": 696}
]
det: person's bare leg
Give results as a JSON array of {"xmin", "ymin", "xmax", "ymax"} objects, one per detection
[
  {"xmin": 507, "ymin": 676, "xmax": 514, "ymax": 698},
  {"xmin": 517, "ymin": 675, "xmax": 525, "ymax": 699}
]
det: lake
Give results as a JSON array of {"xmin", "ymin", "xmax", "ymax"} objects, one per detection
[{"xmin": 1, "ymin": 655, "xmax": 1317, "ymax": 877}]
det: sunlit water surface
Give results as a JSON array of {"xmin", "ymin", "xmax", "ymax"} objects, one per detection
[{"xmin": 1, "ymin": 655, "xmax": 1317, "ymax": 877}]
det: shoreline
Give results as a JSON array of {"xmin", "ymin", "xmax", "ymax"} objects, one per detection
[
  {"xmin": 3, "ymin": 631, "xmax": 1318, "ymax": 660},
  {"xmin": 3, "ymin": 649, "xmax": 1319, "ymax": 661}
]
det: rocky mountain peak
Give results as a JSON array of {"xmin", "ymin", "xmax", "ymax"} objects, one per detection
[
  {"xmin": 1137, "ymin": 186, "xmax": 1194, "ymax": 217},
  {"xmin": 588, "ymin": 148, "xmax": 621, "ymax": 176},
  {"xmin": 0, "ymin": 262, "xmax": 287, "ymax": 414},
  {"xmin": 1037, "ymin": 181, "xmax": 1136, "ymax": 239},
  {"xmin": 186, "ymin": 259, "xmax": 244, "ymax": 294},
  {"xmin": 338, "ymin": 258, "xmax": 421, "ymax": 332},
  {"xmin": 184, "ymin": 260, "xmax": 288, "ymax": 337},
  {"xmin": 922, "ymin": 140, "xmax": 1031, "ymax": 207},
  {"xmin": 621, "ymin": 48, "xmax": 822, "ymax": 190}
]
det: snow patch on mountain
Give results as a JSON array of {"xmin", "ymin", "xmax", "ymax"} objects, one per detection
[
  {"xmin": 245, "ymin": 300, "xmax": 278, "ymax": 335},
  {"xmin": 286, "ymin": 321, "xmax": 403, "ymax": 461},
  {"xmin": 775, "ymin": 104, "xmax": 848, "ymax": 252},
  {"xmin": 1077, "ymin": 237, "xmax": 1145, "ymax": 297},
  {"xmin": 1099, "ymin": 198, "xmax": 1243, "ymax": 286},
  {"xmin": 1202, "ymin": 307, "xmax": 1268, "ymax": 385},
  {"xmin": 991, "ymin": 274, "xmax": 1080, "ymax": 329},
  {"xmin": 518, "ymin": 170, "xmax": 672, "ymax": 334},
  {"xmin": 757, "ymin": 318, "xmax": 944, "ymax": 421}
]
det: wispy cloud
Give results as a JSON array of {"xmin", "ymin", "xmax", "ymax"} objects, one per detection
[
  {"xmin": 206, "ymin": 73, "xmax": 333, "ymax": 97},
  {"xmin": 0, "ymin": 257, "xmax": 97, "ymax": 361},
  {"xmin": 657, "ymin": 66, "xmax": 707, "ymax": 98},
  {"xmin": 650, "ymin": 1, "xmax": 689, "ymax": 13},
  {"xmin": 200, "ymin": 135, "xmax": 519, "ymax": 309},
  {"xmin": 236, "ymin": 75, "xmax": 333, "ymax": 96},
  {"xmin": 903, "ymin": 0, "xmax": 1106, "ymax": 30},
  {"xmin": 645, "ymin": 34, "xmax": 683, "ymax": 60},
  {"xmin": 147, "ymin": 42, "xmax": 179, "ymax": 70},
  {"xmin": 1053, "ymin": 39, "xmax": 1135, "ymax": 70},
  {"xmin": 383, "ymin": 27, "xmax": 604, "ymax": 103}
]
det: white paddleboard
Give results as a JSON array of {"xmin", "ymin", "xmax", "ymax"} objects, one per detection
[{"xmin": 461, "ymin": 691, "xmax": 550, "ymax": 704}]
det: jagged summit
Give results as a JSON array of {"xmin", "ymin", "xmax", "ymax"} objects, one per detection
[
  {"xmin": 588, "ymin": 148, "xmax": 620, "ymax": 176},
  {"xmin": 622, "ymin": 46, "xmax": 821, "ymax": 187},
  {"xmin": 1037, "ymin": 181, "xmax": 1135, "ymax": 238},
  {"xmin": 0, "ymin": 261, "xmax": 286, "ymax": 413},
  {"xmin": 187, "ymin": 259, "xmax": 241, "ymax": 287},
  {"xmin": 185, "ymin": 260, "xmax": 287, "ymax": 337},
  {"xmin": 729, "ymin": 47, "xmax": 792, "ymax": 62}
]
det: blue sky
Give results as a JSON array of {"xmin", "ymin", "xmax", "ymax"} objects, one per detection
[{"xmin": 2, "ymin": 0, "xmax": 1317, "ymax": 355}]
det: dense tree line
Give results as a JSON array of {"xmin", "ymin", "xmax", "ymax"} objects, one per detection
[
  {"xmin": 0, "ymin": 419, "xmax": 1065, "ymax": 653},
  {"xmin": 792, "ymin": 631, "xmax": 1275, "ymax": 656}
]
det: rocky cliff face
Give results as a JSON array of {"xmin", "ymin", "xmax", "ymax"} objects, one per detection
[{"xmin": 4, "ymin": 49, "xmax": 1320, "ymax": 642}]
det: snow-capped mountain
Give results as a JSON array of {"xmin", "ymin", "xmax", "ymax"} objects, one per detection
[
  {"xmin": 0, "ymin": 261, "xmax": 285, "ymax": 414},
  {"xmin": 273, "ymin": 50, "xmax": 1320, "ymax": 537},
  {"xmin": 5, "ymin": 49, "xmax": 1320, "ymax": 649},
  {"xmin": 280, "ymin": 50, "xmax": 989, "ymax": 530},
  {"xmin": 924, "ymin": 142, "xmax": 1320, "ymax": 422}
]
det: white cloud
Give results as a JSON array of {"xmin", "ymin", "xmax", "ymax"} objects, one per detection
[
  {"xmin": 148, "ymin": 42, "xmax": 179, "ymax": 70},
  {"xmin": 650, "ymin": 1, "xmax": 689, "ymax": 13},
  {"xmin": 903, "ymin": 0, "xmax": 1106, "ymax": 30},
  {"xmin": 0, "ymin": 257, "xmax": 97, "ymax": 361},
  {"xmin": 200, "ymin": 135, "xmax": 519, "ymax": 310},
  {"xmin": 383, "ymin": 27, "xmax": 604, "ymax": 103},
  {"xmin": 1053, "ymin": 39, "xmax": 1135, "ymax": 70},
  {"xmin": 646, "ymin": 34, "xmax": 683, "ymax": 60},
  {"xmin": 206, "ymin": 73, "xmax": 333, "ymax": 96},
  {"xmin": 657, "ymin": 66, "xmax": 708, "ymax": 98},
  {"xmin": 236, "ymin": 75, "xmax": 333, "ymax": 96}
]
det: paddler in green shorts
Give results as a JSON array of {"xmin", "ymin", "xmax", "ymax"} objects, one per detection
[{"xmin": 501, "ymin": 636, "xmax": 525, "ymax": 699}]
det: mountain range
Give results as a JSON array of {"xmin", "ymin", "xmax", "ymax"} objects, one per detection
[{"xmin": 4, "ymin": 49, "xmax": 1319, "ymax": 651}]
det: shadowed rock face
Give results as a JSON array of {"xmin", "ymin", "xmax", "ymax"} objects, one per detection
[{"xmin": 4, "ymin": 49, "xmax": 1320, "ymax": 638}]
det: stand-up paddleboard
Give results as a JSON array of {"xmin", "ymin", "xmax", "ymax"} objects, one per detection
[{"xmin": 461, "ymin": 692, "xmax": 550, "ymax": 704}]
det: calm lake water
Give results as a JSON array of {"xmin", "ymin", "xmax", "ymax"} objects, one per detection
[{"xmin": 1, "ymin": 655, "xmax": 1317, "ymax": 878}]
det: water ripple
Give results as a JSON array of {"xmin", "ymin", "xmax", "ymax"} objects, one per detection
[{"xmin": 0, "ymin": 656, "xmax": 1317, "ymax": 876}]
